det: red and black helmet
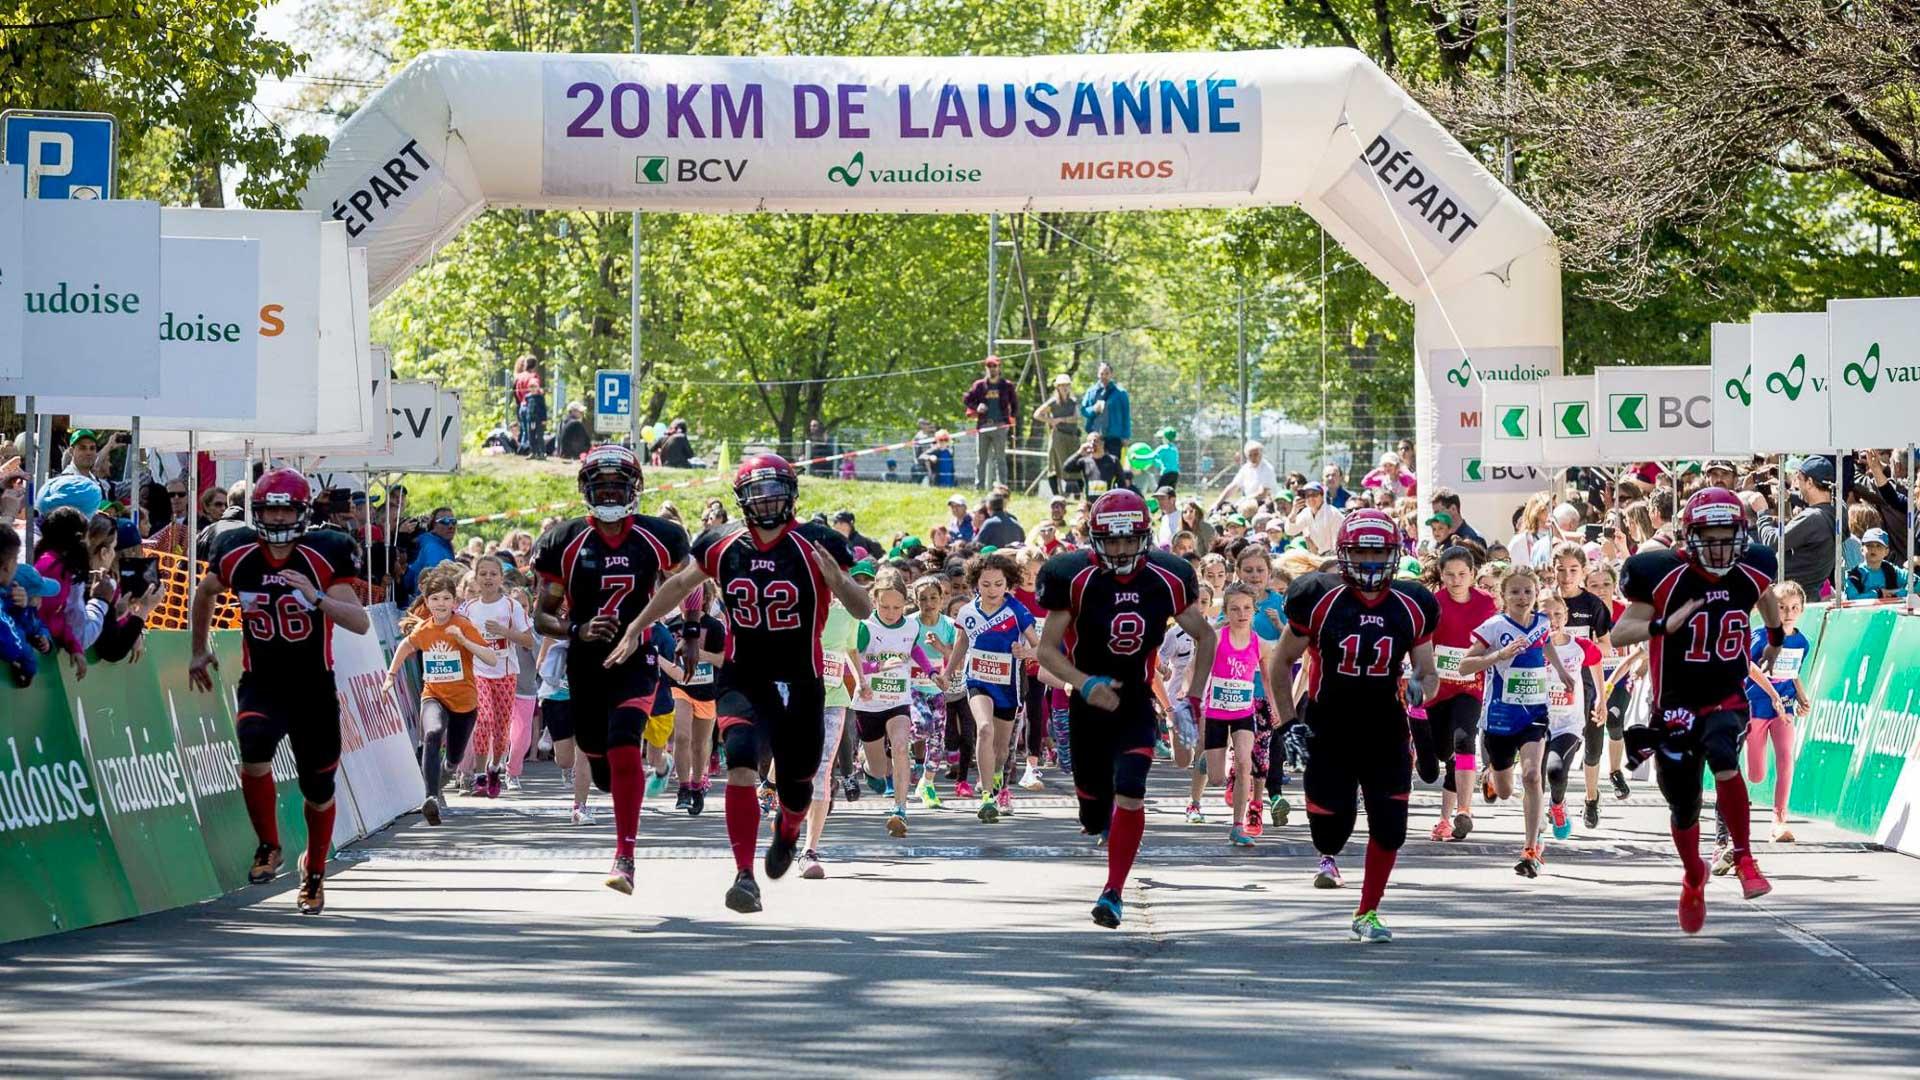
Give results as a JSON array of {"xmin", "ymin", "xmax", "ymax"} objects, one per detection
[
  {"xmin": 578, "ymin": 444, "xmax": 643, "ymax": 522},
  {"xmin": 1087, "ymin": 489, "xmax": 1150, "ymax": 575},
  {"xmin": 1336, "ymin": 508, "xmax": 1400, "ymax": 591},
  {"xmin": 733, "ymin": 453, "xmax": 799, "ymax": 530},
  {"xmin": 1680, "ymin": 486, "xmax": 1748, "ymax": 577},
  {"xmin": 251, "ymin": 468, "xmax": 311, "ymax": 544}
]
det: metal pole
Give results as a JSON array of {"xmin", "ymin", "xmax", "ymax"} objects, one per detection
[
  {"xmin": 987, "ymin": 213, "xmax": 1000, "ymax": 353},
  {"xmin": 1908, "ymin": 445, "xmax": 1917, "ymax": 613},
  {"xmin": 1834, "ymin": 449, "xmax": 1848, "ymax": 603},
  {"xmin": 242, "ymin": 439, "xmax": 255, "ymax": 526},
  {"xmin": 22, "ymin": 395, "xmax": 40, "ymax": 552},
  {"xmin": 1503, "ymin": 0, "xmax": 1516, "ymax": 185},
  {"xmin": 1775, "ymin": 460, "xmax": 1787, "ymax": 580},
  {"xmin": 360, "ymin": 472, "xmax": 373, "ymax": 601},
  {"xmin": 185, "ymin": 432, "xmax": 199, "ymax": 598},
  {"xmin": 1319, "ymin": 228, "xmax": 1328, "ymax": 464},
  {"xmin": 628, "ymin": 0, "xmax": 644, "ymax": 451},
  {"xmin": 1237, "ymin": 272, "xmax": 1249, "ymax": 451},
  {"xmin": 125, "ymin": 417, "xmax": 141, "ymax": 514}
]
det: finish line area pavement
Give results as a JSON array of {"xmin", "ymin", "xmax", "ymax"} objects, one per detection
[{"xmin": 3, "ymin": 771, "xmax": 1917, "ymax": 1079}]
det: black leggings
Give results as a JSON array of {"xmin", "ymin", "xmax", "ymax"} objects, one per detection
[
  {"xmin": 1067, "ymin": 696, "xmax": 1156, "ymax": 834},
  {"xmin": 1544, "ymin": 732, "xmax": 1582, "ymax": 805},
  {"xmin": 1301, "ymin": 722, "xmax": 1413, "ymax": 856},
  {"xmin": 717, "ymin": 678, "xmax": 828, "ymax": 814},
  {"xmin": 1653, "ymin": 709, "xmax": 1746, "ymax": 830},
  {"xmin": 420, "ymin": 698, "xmax": 478, "ymax": 798},
  {"xmin": 1416, "ymin": 694, "xmax": 1482, "ymax": 786},
  {"xmin": 946, "ymin": 699, "xmax": 976, "ymax": 782},
  {"xmin": 1022, "ymin": 672, "xmax": 1048, "ymax": 760}
]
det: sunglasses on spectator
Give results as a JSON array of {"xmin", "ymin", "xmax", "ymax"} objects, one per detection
[
  {"xmin": 168, "ymin": 489, "xmax": 187, "ymax": 499},
  {"xmin": 433, "ymin": 516, "xmax": 457, "ymax": 526}
]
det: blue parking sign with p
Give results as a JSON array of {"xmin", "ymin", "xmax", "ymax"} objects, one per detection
[
  {"xmin": 595, "ymin": 370, "xmax": 631, "ymax": 433},
  {"xmin": 2, "ymin": 111, "xmax": 117, "ymax": 199}
]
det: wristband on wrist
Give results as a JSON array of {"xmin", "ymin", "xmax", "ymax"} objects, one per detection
[
  {"xmin": 1647, "ymin": 616, "xmax": 1667, "ymax": 638},
  {"xmin": 1767, "ymin": 624, "xmax": 1786, "ymax": 647},
  {"xmin": 1079, "ymin": 675, "xmax": 1114, "ymax": 698}
]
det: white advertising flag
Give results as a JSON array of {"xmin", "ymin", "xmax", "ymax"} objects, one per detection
[
  {"xmin": 1749, "ymin": 312, "xmax": 1832, "ymax": 452},
  {"xmin": 1826, "ymin": 298, "xmax": 1920, "ymax": 449},
  {"xmin": 312, "ymin": 381, "xmax": 455, "ymax": 473},
  {"xmin": 1709, "ymin": 323, "xmax": 1753, "ymax": 456},
  {"xmin": 1593, "ymin": 365, "xmax": 1714, "ymax": 463},
  {"xmin": 1539, "ymin": 376, "xmax": 1597, "ymax": 466},
  {"xmin": 0, "ymin": 198, "xmax": 162, "ymax": 398}
]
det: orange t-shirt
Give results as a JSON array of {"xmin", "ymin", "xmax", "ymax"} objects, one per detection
[{"xmin": 408, "ymin": 614, "xmax": 483, "ymax": 713}]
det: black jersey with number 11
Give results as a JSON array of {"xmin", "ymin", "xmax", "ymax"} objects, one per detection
[
  {"xmin": 1284, "ymin": 572, "xmax": 1438, "ymax": 722},
  {"xmin": 1036, "ymin": 548, "xmax": 1197, "ymax": 690}
]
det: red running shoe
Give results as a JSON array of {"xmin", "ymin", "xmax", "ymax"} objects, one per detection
[
  {"xmin": 1678, "ymin": 871, "xmax": 1707, "ymax": 934},
  {"xmin": 1245, "ymin": 799, "xmax": 1264, "ymax": 838},
  {"xmin": 1735, "ymin": 855, "xmax": 1773, "ymax": 899}
]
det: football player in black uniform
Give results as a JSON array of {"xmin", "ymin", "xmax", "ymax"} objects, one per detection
[
  {"xmin": 187, "ymin": 469, "xmax": 370, "ymax": 916},
  {"xmin": 1036, "ymin": 489, "xmax": 1215, "ymax": 929},
  {"xmin": 1612, "ymin": 487, "xmax": 1785, "ymax": 933},
  {"xmin": 609, "ymin": 454, "xmax": 869, "ymax": 914},
  {"xmin": 1266, "ymin": 509, "xmax": 1439, "ymax": 944},
  {"xmin": 531, "ymin": 445, "xmax": 689, "ymax": 897}
]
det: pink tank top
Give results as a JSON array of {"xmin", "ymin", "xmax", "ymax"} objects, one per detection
[{"xmin": 1204, "ymin": 626, "xmax": 1261, "ymax": 720}]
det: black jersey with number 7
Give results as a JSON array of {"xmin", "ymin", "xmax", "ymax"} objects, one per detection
[{"xmin": 533, "ymin": 515, "xmax": 689, "ymax": 657}]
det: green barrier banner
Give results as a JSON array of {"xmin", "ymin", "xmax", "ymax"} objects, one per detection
[
  {"xmin": 149, "ymin": 635, "xmax": 268, "ymax": 893},
  {"xmin": 1868, "ymin": 617, "xmax": 1920, "ymax": 856},
  {"xmin": 207, "ymin": 633, "xmax": 316, "ymax": 860},
  {"xmin": 1790, "ymin": 606, "xmax": 1898, "ymax": 828}
]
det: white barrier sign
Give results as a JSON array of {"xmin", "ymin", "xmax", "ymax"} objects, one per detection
[
  {"xmin": 1539, "ymin": 375, "xmax": 1597, "ymax": 466},
  {"xmin": 0, "ymin": 198, "xmax": 161, "ymax": 398},
  {"xmin": 0, "ymin": 165, "xmax": 22, "ymax": 378},
  {"xmin": 1479, "ymin": 379, "xmax": 1541, "ymax": 467},
  {"xmin": 40, "ymin": 237, "xmax": 260, "ymax": 419},
  {"xmin": 1594, "ymin": 365, "xmax": 1713, "ymax": 463},
  {"xmin": 329, "ymin": 623, "xmax": 426, "ymax": 831},
  {"xmin": 1749, "ymin": 311, "xmax": 1832, "ymax": 452},
  {"xmin": 1709, "ymin": 323, "xmax": 1752, "ymax": 456},
  {"xmin": 313, "ymin": 381, "xmax": 457, "ymax": 473},
  {"xmin": 1827, "ymin": 297, "xmax": 1920, "ymax": 449}
]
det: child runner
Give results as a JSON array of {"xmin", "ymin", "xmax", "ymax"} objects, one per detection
[
  {"xmin": 1584, "ymin": 563, "xmax": 1637, "ymax": 829},
  {"xmin": 1205, "ymin": 582, "xmax": 1267, "ymax": 845},
  {"xmin": 946, "ymin": 552, "xmax": 1040, "ymax": 823},
  {"xmin": 1542, "ymin": 592, "xmax": 1602, "ymax": 841},
  {"xmin": 799, "ymin": 597, "xmax": 861, "ymax": 879},
  {"xmin": 643, "ymin": 622, "xmax": 682, "ymax": 796},
  {"xmin": 852, "ymin": 571, "xmax": 942, "ymax": 836},
  {"xmin": 1736, "ymin": 581, "xmax": 1811, "ymax": 850},
  {"xmin": 908, "ymin": 578, "xmax": 955, "ymax": 808},
  {"xmin": 536, "ymin": 634, "xmax": 596, "ymax": 824},
  {"xmin": 942, "ymin": 592, "xmax": 979, "ymax": 798},
  {"xmin": 1421, "ymin": 547, "xmax": 1497, "ymax": 841},
  {"xmin": 384, "ymin": 564, "xmax": 499, "ymax": 825},
  {"xmin": 1171, "ymin": 581, "xmax": 1210, "ymax": 822},
  {"xmin": 669, "ymin": 583, "xmax": 727, "ymax": 816},
  {"xmin": 1458, "ymin": 565, "xmax": 1578, "ymax": 878},
  {"xmin": 460, "ymin": 555, "xmax": 534, "ymax": 798}
]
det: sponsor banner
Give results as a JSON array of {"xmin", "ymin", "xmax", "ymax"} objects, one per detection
[
  {"xmin": 1539, "ymin": 375, "xmax": 1597, "ymax": 466},
  {"xmin": 331, "ymin": 623, "xmax": 425, "ymax": 831},
  {"xmin": 1478, "ymin": 379, "xmax": 1541, "ymax": 467},
  {"xmin": 1789, "ymin": 605, "xmax": 1902, "ymax": 834},
  {"xmin": 0, "ymin": 164, "xmax": 22, "ymax": 378},
  {"xmin": 309, "ymin": 380, "xmax": 457, "ymax": 474},
  {"xmin": 1825, "ymin": 297, "xmax": 1920, "ymax": 449},
  {"xmin": 1432, "ymin": 442, "xmax": 1550, "ymax": 493},
  {"xmin": 1426, "ymin": 345, "xmax": 1559, "ymax": 450},
  {"xmin": 0, "ymin": 198, "xmax": 162, "ymax": 399},
  {"xmin": 1710, "ymin": 323, "xmax": 1752, "ymax": 456},
  {"xmin": 1592, "ymin": 365, "xmax": 1712, "ymax": 463},
  {"xmin": 538, "ymin": 55, "xmax": 1262, "ymax": 202},
  {"xmin": 1749, "ymin": 311, "xmax": 1832, "ymax": 452},
  {"xmin": 1319, "ymin": 112, "xmax": 1493, "ymax": 285}
]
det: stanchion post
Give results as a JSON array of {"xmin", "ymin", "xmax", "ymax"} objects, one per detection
[
  {"xmin": 1835, "ymin": 448, "xmax": 1848, "ymax": 604},
  {"xmin": 185, "ymin": 431, "xmax": 198, "ymax": 599},
  {"xmin": 21, "ymin": 394, "xmax": 38, "ymax": 552}
]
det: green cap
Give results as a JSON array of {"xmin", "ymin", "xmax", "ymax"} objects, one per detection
[
  {"xmin": 1398, "ymin": 557, "xmax": 1422, "ymax": 579},
  {"xmin": 850, "ymin": 559, "xmax": 877, "ymax": 579},
  {"xmin": 978, "ymin": 545, "xmax": 999, "ymax": 555},
  {"xmin": 68, "ymin": 428, "xmax": 101, "ymax": 446},
  {"xmin": 1158, "ymin": 427, "xmax": 1177, "ymax": 441}
]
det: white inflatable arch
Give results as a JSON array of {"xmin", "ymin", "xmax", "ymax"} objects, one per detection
[{"xmin": 301, "ymin": 48, "xmax": 1560, "ymax": 501}]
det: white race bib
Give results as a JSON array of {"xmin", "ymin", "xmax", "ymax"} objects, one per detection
[
  {"xmin": 1502, "ymin": 668, "xmax": 1549, "ymax": 706},
  {"xmin": 688, "ymin": 661, "xmax": 714, "ymax": 686},
  {"xmin": 968, "ymin": 650, "xmax": 1015, "ymax": 685},
  {"xmin": 1207, "ymin": 676, "xmax": 1255, "ymax": 712},
  {"xmin": 422, "ymin": 648, "xmax": 464, "ymax": 685},
  {"xmin": 1769, "ymin": 647, "xmax": 1805, "ymax": 681},
  {"xmin": 1435, "ymin": 644, "xmax": 1473, "ymax": 683},
  {"xmin": 822, "ymin": 655, "xmax": 847, "ymax": 683},
  {"xmin": 866, "ymin": 663, "xmax": 912, "ymax": 708}
]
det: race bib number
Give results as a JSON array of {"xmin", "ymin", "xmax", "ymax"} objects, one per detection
[
  {"xmin": 822, "ymin": 655, "xmax": 847, "ymax": 683},
  {"xmin": 688, "ymin": 661, "xmax": 714, "ymax": 686},
  {"xmin": 1566, "ymin": 625, "xmax": 1592, "ymax": 641},
  {"xmin": 1769, "ymin": 647, "xmax": 1805, "ymax": 681},
  {"xmin": 422, "ymin": 649, "xmax": 464, "ymax": 684},
  {"xmin": 1207, "ymin": 676, "xmax": 1255, "ymax": 712},
  {"xmin": 968, "ymin": 650, "xmax": 1014, "ymax": 685},
  {"xmin": 1502, "ymin": 668, "xmax": 1549, "ymax": 706},
  {"xmin": 1434, "ymin": 644, "xmax": 1472, "ymax": 683},
  {"xmin": 868, "ymin": 669, "xmax": 912, "ymax": 706}
]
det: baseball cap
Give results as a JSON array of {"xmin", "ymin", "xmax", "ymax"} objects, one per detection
[
  {"xmin": 947, "ymin": 493, "xmax": 968, "ymax": 506},
  {"xmin": 114, "ymin": 518, "xmax": 143, "ymax": 551},
  {"xmin": 1798, "ymin": 455, "xmax": 1836, "ymax": 488},
  {"xmin": 1053, "ymin": 373, "xmax": 1072, "ymax": 386},
  {"xmin": 831, "ymin": 509, "xmax": 856, "ymax": 524},
  {"xmin": 849, "ymin": 559, "xmax": 877, "ymax": 579},
  {"xmin": 1704, "ymin": 458, "xmax": 1737, "ymax": 473},
  {"xmin": 983, "ymin": 355, "xmax": 1001, "ymax": 367},
  {"xmin": 1157, "ymin": 427, "xmax": 1177, "ymax": 441},
  {"xmin": 1302, "ymin": 481, "xmax": 1325, "ymax": 494},
  {"xmin": 67, "ymin": 428, "xmax": 101, "ymax": 447},
  {"xmin": 35, "ymin": 474, "xmax": 103, "ymax": 517},
  {"xmin": 1425, "ymin": 511, "xmax": 1454, "ymax": 526},
  {"xmin": 1862, "ymin": 527, "xmax": 1892, "ymax": 548}
]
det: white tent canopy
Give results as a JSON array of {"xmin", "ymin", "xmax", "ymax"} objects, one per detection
[{"xmin": 301, "ymin": 47, "xmax": 1562, "ymax": 507}]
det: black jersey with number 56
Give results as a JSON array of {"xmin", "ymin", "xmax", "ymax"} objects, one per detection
[
  {"xmin": 1284, "ymin": 572, "xmax": 1438, "ymax": 722},
  {"xmin": 1620, "ymin": 544, "xmax": 1775, "ymax": 714},
  {"xmin": 691, "ymin": 520, "xmax": 854, "ymax": 681},
  {"xmin": 533, "ymin": 515, "xmax": 689, "ymax": 659},
  {"xmin": 1036, "ymin": 548, "xmax": 1197, "ymax": 690},
  {"xmin": 212, "ymin": 526, "xmax": 362, "ymax": 675}
]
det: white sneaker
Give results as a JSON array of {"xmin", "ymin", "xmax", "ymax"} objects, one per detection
[
  {"xmin": 1019, "ymin": 765, "xmax": 1044, "ymax": 791},
  {"xmin": 571, "ymin": 804, "xmax": 597, "ymax": 825},
  {"xmin": 504, "ymin": 773, "xmax": 521, "ymax": 792}
]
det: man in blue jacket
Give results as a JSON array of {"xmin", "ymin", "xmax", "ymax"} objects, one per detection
[{"xmin": 1080, "ymin": 363, "xmax": 1132, "ymax": 460}]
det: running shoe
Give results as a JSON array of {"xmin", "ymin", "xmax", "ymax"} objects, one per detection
[
  {"xmin": 1678, "ymin": 870, "xmax": 1707, "ymax": 934},
  {"xmin": 571, "ymin": 803, "xmax": 597, "ymax": 826},
  {"xmin": 1711, "ymin": 844, "xmax": 1738, "ymax": 877},
  {"xmin": 1091, "ymin": 888, "xmax": 1124, "ymax": 928},
  {"xmin": 558, "ymin": 767, "xmax": 573, "ymax": 786},
  {"xmin": 1223, "ymin": 767, "xmax": 1236, "ymax": 807},
  {"xmin": 1245, "ymin": 799, "xmax": 1263, "ymax": 838},
  {"xmin": 1091, "ymin": 830, "xmax": 1108, "ymax": 847},
  {"xmin": 646, "ymin": 770, "xmax": 670, "ymax": 798},
  {"xmin": 725, "ymin": 871, "xmax": 763, "ymax": 913},
  {"xmin": 295, "ymin": 853, "xmax": 324, "ymax": 915},
  {"xmin": 421, "ymin": 798, "xmax": 442, "ymax": 827},
  {"xmin": 1350, "ymin": 910, "xmax": 1392, "ymax": 944},
  {"xmin": 248, "ymin": 843, "xmax": 283, "ymax": 885},
  {"xmin": 1429, "ymin": 818, "xmax": 1454, "ymax": 842},
  {"xmin": 1583, "ymin": 798, "xmax": 1601, "ymax": 830},
  {"xmin": 708, "ymin": 748, "xmax": 722, "ymax": 776},
  {"xmin": 467, "ymin": 773, "xmax": 483, "ymax": 798},
  {"xmin": 1549, "ymin": 803, "xmax": 1571, "ymax": 841},
  {"xmin": 916, "ymin": 775, "xmax": 942, "ymax": 809},
  {"xmin": 1314, "ymin": 856, "xmax": 1344, "ymax": 889},
  {"xmin": 504, "ymin": 773, "xmax": 522, "ymax": 792},
  {"xmin": 841, "ymin": 774, "xmax": 861, "ymax": 803},
  {"xmin": 1515, "ymin": 847, "xmax": 1541, "ymax": 879},
  {"xmin": 765, "ymin": 824, "xmax": 798, "ymax": 880},
  {"xmin": 1452, "ymin": 812, "xmax": 1473, "ymax": 841},
  {"xmin": 1269, "ymin": 793, "xmax": 1291, "ymax": 828},
  {"xmin": 977, "ymin": 795, "xmax": 1000, "ymax": 824},
  {"xmin": 1481, "ymin": 769, "xmax": 1497, "ymax": 804},
  {"xmin": 1185, "ymin": 802, "xmax": 1205, "ymax": 824},
  {"xmin": 886, "ymin": 808, "xmax": 908, "ymax": 837},
  {"xmin": 1155, "ymin": 740, "xmax": 1172, "ymax": 760},
  {"xmin": 1229, "ymin": 825, "xmax": 1254, "ymax": 847},
  {"xmin": 759, "ymin": 783, "xmax": 776, "ymax": 816},
  {"xmin": 1611, "ymin": 769, "xmax": 1632, "ymax": 800},
  {"xmin": 486, "ymin": 770, "xmax": 502, "ymax": 799},
  {"xmin": 865, "ymin": 771, "xmax": 888, "ymax": 794},
  {"xmin": 1019, "ymin": 764, "xmax": 1044, "ymax": 791},
  {"xmin": 801, "ymin": 850, "xmax": 825, "ymax": 879},
  {"xmin": 955, "ymin": 780, "xmax": 977, "ymax": 799},
  {"xmin": 689, "ymin": 786, "xmax": 707, "ymax": 816},
  {"xmin": 1771, "ymin": 824, "xmax": 1795, "ymax": 843},
  {"xmin": 675, "ymin": 785, "xmax": 693, "ymax": 812},
  {"xmin": 606, "ymin": 856, "xmax": 636, "ymax": 895},
  {"xmin": 996, "ymin": 785, "xmax": 1013, "ymax": 815},
  {"xmin": 1735, "ymin": 855, "xmax": 1773, "ymax": 899}
]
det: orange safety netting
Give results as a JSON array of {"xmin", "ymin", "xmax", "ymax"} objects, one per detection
[{"xmin": 140, "ymin": 548, "xmax": 385, "ymax": 630}]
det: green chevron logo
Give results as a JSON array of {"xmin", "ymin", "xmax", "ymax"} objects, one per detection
[
  {"xmin": 637, "ymin": 156, "xmax": 668, "ymax": 184},
  {"xmin": 1610, "ymin": 394, "xmax": 1646, "ymax": 432},
  {"xmin": 1554, "ymin": 401, "xmax": 1588, "ymax": 438},
  {"xmin": 1497, "ymin": 406, "xmax": 1529, "ymax": 440}
]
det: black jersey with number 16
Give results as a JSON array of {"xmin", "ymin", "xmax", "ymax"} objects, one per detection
[
  {"xmin": 1620, "ymin": 544, "xmax": 1776, "ymax": 714},
  {"xmin": 691, "ymin": 520, "xmax": 854, "ymax": 681},
  {"xmin": 1036, "ymin": 548, "xmax": 1197, "ymax": 689},
  {"xmin": 532, "ymin": 515, "xmax": 690, "ymax": 659},
  {"xmin": 1284, "ymin": 572, "xmax": 1438, "ymax": 721}
]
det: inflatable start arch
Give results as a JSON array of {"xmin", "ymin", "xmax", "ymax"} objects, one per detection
[{"xmin": 300, "ymin": 48, "xmax": 1561, "ymax": 501}]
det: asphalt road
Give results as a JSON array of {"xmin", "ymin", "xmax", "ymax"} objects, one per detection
[{"xmin": 4, "ymin": 762, "xmax": 1918, "ymax": 1079}]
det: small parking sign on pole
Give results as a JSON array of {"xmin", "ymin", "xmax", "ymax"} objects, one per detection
[{"xmin": 595, "ymin": 370, "xmax": 632, "ymax": 435}]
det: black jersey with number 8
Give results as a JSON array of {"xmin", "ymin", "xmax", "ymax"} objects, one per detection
[{"xmin": 1037, "ymin": 548, "xmax": 1197, "ymax": 692}]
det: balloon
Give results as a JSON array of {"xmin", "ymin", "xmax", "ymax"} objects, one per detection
[
  {"xmin": 1127, "ymin": 441, "xmax": 1155, "ymax": 468},
  {"xmin": 641, "ymin": 424, "xmax": 658, "ymax": 443}
]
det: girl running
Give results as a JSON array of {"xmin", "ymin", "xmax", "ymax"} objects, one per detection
[
  {"xmin": 1205, "ymin": 583, "xmax": 1268, "ymax": 845},
  {"xmin": 535, "ymin": 634, "xmax": 595, "ymax": 824},
  {"xmin": 459, "ymin": 555, "xmax": 534, "ymax": 798},
  {"xmin": 1422, "ymin": 547, "xmax": 1497, "ymax": 841},
  {"xmin": 946, "ymin": 552, "xmax": 1039, "ymax": 823},
  {"xmin": 942, "ymin": 592, "xmax": 979, "ymax": 798},
  {"xmin": 669, "ymin": 583, "xmax": 727, "ymax": 816},
  {"xmin": 852, "ymin": 571, "xmax": 942, "ymax": 836},
  {"xmin": 1743, "ymin": 581, "xmax": 1811, "ymax": 844},
  {"xmin": 799, "ymin": 597, "xmax": 861, "ymax": 879},
  {"xmin": 1458, "ymin": 565, "xmax": 1578, "ymax": 878},
  {"xmin": 1541, "ymin": 592, "xmax": 1603, "ymax": 841},
  {"xmin": 1170, "ymin": 581, "xmax": 1210, "ymax": 822},
  {"xmin": 384, "ymin": 564, "xmax": 499, "ymax": 824},
  {"xmin": 1013, "ymin": 553, "xmax": 1050, "ymax": 791},
  {"xmin": 908, "ymin": 578, "xmax": 956, "ymax": 808}
]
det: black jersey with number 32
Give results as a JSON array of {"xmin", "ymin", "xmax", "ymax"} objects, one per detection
[
  {"xmin": 1036, "ymin": 548, "xmax": 1197, "ymax": 690},
  {"xmin": 532, "ymin": 515, "xmax": 689, "ymax": 655},
  {"xmin": 691, "ymin": 521, "xmax": 853, "ymax": 681},
  {"xmin": 212, "ymin": 526, "xmax": 362, "ymax": 675},
  {"xmin": 1620, "ymin": 544, "xmax": 1776, "ymax": 713},
  {"xmin": 1284, "ymin": 572, "xmax": 1438, "ymax": 721}
]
